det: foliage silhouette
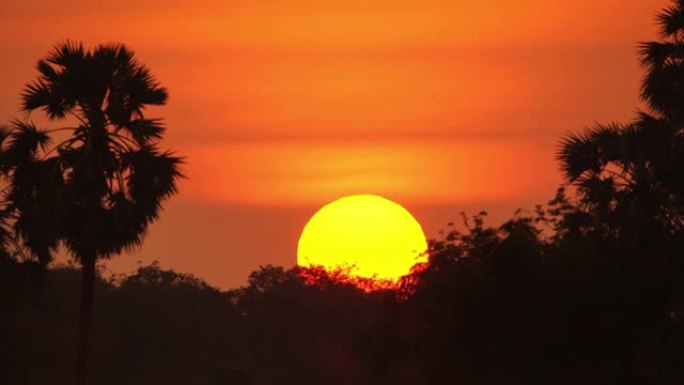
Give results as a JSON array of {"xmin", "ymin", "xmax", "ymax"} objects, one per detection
[
  {"xmin": 0, "ymin": 41, "xmax": 182, "ymax": 383},
  {"xmin": 558, "ymin": 0, "xmax": 684, "ymax": 246}
]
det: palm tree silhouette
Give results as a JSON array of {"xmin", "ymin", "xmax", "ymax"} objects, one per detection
[
  {"xmin": 642, "ymin": 0, "xmax": 684, "ymax": 121},
  {"xmin": 0, "ymin": 41, "xmax": 182, "ymax": 383},
  {"xmin": 557, "ymin": 0, "xmax": 684, "ymax": 243}
]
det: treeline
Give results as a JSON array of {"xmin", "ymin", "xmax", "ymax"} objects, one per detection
[{"xmin": 1, "ymin": 203, "xmax": 683, "ymax": 384}]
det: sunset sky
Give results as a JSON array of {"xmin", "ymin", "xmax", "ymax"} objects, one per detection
[{"xmin": 0, "ymin": 0, "xmax": 663, "ymax": 288}]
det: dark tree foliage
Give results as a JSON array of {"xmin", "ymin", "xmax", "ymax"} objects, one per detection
[
  {"xmin": 0, "ymin": 42, "xmax": 182, "ymax": 383},
  {"xmin": 1, "ymin": 210, "xmax": 681, "ymax": 384},
  {"xmin": 557, "ymin": 0, "xmax": 684, "ymax": 245}
]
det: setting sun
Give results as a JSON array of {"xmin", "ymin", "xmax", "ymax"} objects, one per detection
[{"xmin": 297, "ymin": 195, "xmax": 428, "ymax": 283}]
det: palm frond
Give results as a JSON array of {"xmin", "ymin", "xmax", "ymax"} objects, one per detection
[
  {"xmin": 558, "ymin": 132, "xmax": 597, "ymax": 181},
  {"xmin": 0, "ymin": 217, "xmax": 14, "ymax": 255},
  {"xmin": 657, "ymin": 2, "xmax": 684, "ymax": 37},
  {"xmin": 6, "ymin": 121, "xmax": 53, "ymax": 161},
  {"xmin": 0, "ymin": 125, "xmax": 12, "ymax": 147},
  {"xmin": 558, "ymin": 128, "xmax": 603, "ymax": 181},
  {"xmin": 113, "ymin": 44, "xmax": 134, "ymax": 66},
  {"xmin": 641, "ymin": 61, "xmax": 684, "ymax": 117},
  {"xmin": 588, "ymin": 122, "xmax": 626, "ymax": 163},
  {"xmin": 22, "ymin": 79, "xmax": 70, "ymax": 119},
  {"xmin": 577, "ymin": 175, "xmax": 616, "ymax": 207},
  {"xmin": 119, "ymin": 118, "xmax": 166, "ymax": 145},
  {"xmin": 10, "ymin": 157, "xmax": 66, "ymax": 265},
  {"xmin": 46, "ymin": 40, "xmax": 85, "ymax": 67},
  {"xmin": 97, "ymin": 44, "xmax": 168, "ymax": 122},
  {"xmin": 558, "ymin": 122, "xmax": 630, "ymax": 182},
  {"xmin": 633, "ymin": 112, "xmax": 676, "ymax": 151},
  {"xmin": 126, "ymin": 148, "xmax": 183, "ymax": 213},
  {"xmin": 36, "ymin": 59, "xmax": 59, "ymax": 81},
  {"xmin": 102, "ymin": 192, "xmax": 147, "ymax": 255},
  {"xmin": 127, "ymin": 66, "xmax": 168, "ymax": 108},
  {"xmin": 85, "ymin": 148, "xmax": 184, "ymax": 255},
  {"xmin": 638, "ymin": 42, "xmax": 684, "ymax": 68}
]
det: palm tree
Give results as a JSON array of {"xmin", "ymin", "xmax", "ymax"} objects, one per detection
[
  {"xmin": 641, "ymin": 0, "xmax": 684, "ymax": 121},
  {"xmin": 556, "ymin": 7, "xmax": 684, "ymax": 380},
  {"xmin": 0, "ymin": 41, "xmax": 182, "ymax": 383},
  {"xmin": 557, "ymin": 0, "xmax": 684, "ymax": 244}
]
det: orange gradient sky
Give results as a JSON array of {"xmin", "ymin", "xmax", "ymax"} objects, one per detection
[{"xmin": 0, "ymin": 0, "xmax": 663, "ymax": 287}]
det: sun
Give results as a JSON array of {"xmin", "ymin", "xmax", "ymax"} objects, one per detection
[{"xmin": 297, "ymin": 194, "xmax": 428, "ymax": 284}]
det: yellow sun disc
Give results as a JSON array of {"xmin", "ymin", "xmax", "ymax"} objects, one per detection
[{"xmin": 297, "ymin": 194, "xmax": 428, "ymax": 282}]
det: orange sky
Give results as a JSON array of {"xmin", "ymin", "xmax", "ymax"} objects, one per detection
[{"xmin": 0, "ymin": 0, "xmax": 664, "ymax": 287}]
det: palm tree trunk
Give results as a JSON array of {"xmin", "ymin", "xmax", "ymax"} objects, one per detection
[{"xmin": 76, "ymin": 254, "xmax": 96, "ymax": 385}]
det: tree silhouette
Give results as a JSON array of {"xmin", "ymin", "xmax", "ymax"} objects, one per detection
[
  {"xmin": 642, "ymin": 0, "xmax": 684, "ymax": 121},
  {"xmin": 555, "ymin": 1, "xmax": 684, "ymax": 382},
  {"xmin": 0, "ymin": 41, "xmax": 182, "ymax": 384},
  {"xmin": 557, "ymin": 1, "xmax": 684, "ymax": 246}
]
